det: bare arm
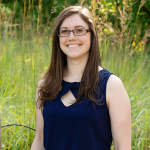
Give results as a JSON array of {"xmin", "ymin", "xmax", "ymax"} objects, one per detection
[
  {"xmin": 31, "ymin": 80, "xmax": 45, "ymax": 150},
  {"xmin": 106, "ymin": 75, "xmax": 131, "ymax": 150}
]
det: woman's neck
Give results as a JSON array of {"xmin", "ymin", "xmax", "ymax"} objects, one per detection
[{"xmin": 63, "ymin": 57, "xmax": 88, "ymax": 82}]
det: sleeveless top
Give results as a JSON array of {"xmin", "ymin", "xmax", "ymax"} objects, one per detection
[{"xmin": 43, "ymin": 68, "xmax": 113, "ymax": 150}]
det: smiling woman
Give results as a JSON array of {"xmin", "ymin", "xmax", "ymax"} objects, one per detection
[{"xmin": 31, "ymin": 6, "xmax": 131, "ymax": 150}]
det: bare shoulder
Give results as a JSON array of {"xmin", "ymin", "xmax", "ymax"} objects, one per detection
[
  {"xmin": 36, "ymin": 79, "xmax": 44, "ymax": 109},
  {"xmin": 36, "ymin": 79, "xmax": 44, "ymax": 98},
  {"xmin": 106, "ymin": 74, "xmax": 129, "ymax": 106},
  {"xmin": 107, "ymin": 74, "xmax": 124, "ymax": 89}
]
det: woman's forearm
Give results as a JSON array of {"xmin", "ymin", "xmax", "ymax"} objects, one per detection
[{"xmin": 31, "ymin": 138, "xmax": 45, "ymax": 150}]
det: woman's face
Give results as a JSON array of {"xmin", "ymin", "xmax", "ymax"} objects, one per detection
[{"xmin": 59, "ymin": 14, "xmax": 91, "ymax": 60}]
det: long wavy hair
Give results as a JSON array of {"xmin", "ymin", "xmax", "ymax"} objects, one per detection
[{"xmin": 37, "ymin": 6, "xmax": 102, "ymax": 110}]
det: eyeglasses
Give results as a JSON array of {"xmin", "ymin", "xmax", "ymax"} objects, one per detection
[{"xmin": 57, "ymin": 28, "xmax": 90, "ymax": 37}]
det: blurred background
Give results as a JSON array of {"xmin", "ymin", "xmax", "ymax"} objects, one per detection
[{"xmin": 0, "ymin": 0, "xmax": 150, "ymax": 149}]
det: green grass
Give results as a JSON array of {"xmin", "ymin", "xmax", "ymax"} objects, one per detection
[{"xmin": 0, "ymin": 36, "xmax": 150, "ymax": 149}]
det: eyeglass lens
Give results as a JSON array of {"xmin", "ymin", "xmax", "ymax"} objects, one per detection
[{"xmin": 59, "ymin": 28, "xmax": 86, "ymax": 36}]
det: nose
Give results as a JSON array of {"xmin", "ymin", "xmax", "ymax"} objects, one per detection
[{"xmin": 68, "ymin": 31, "xmax": 76, "ymax": 41}]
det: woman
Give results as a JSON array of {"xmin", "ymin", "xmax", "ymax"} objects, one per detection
[{"xmin": 31, "ymin": 6, "xmax": 131, "ymax": 150}]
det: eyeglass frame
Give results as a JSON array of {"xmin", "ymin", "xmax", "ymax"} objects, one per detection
[{"xmin": 57, "ymin": 28, "xmax": 90, "ymax": 37}]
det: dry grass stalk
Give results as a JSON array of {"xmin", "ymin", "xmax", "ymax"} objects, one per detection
[
  {"xmin": 111, "ymin": 0, "xmax": 134, "ymax": 49},
  {"xmin": 138, "ymin": 0, "xmax": 147, "ymax": 12},
  {"xmin": 38, "ymin": 0, "xmax": 42, "ymax": 12},
  {"xmin": 23, "ymin": 0, "xmax": 26, "ymax": 41}
]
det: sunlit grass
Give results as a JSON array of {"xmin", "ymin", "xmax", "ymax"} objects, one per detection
[{"xmin": 0, "ymin": 37, "xmax": 51, "ymax": 149}]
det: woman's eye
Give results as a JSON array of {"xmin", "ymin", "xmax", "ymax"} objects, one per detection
[
  {"xmin": 61, "ymin": 30, "xmax": 68, "ymax": 33},
  {"xmin": 76, "ymin": 29, "xmax": 84, "ymax": 33}
]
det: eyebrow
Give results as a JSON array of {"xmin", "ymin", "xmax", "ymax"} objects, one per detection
[{"xmin": 59, "ymin": 25, "xmax": 85, "ymax": 29}]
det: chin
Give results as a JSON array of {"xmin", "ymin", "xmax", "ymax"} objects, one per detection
[{"xmin": 66, "ymin": 54, "xmax": 82, "ymax": 59}]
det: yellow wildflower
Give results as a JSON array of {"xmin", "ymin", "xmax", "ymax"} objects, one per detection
[
  {"xmin": 139, "ymin": 42, "xmax": 142, "ymax": 47},
  {"xmin": 104, "ymin": 28, "xmax": 108, "ymax": 32},
  {"xmin": 132, "ymin": 41, "xmax": 135, "ymax": 46}
]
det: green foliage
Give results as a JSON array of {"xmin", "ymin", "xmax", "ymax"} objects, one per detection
[
  {"xmin": 129, "ymin": 0, "xmax": 149, "ymax": 37},
  {"xmin": 1, "ymin": 0, "xmax": 150, "ymax": 41},
  {"xmin": 2, "ymin": 0, "xmax": 78, "ymax": 24},
  {"xmin": 90, "ymin": 0, "xmax": 150, "ymax": 40}
]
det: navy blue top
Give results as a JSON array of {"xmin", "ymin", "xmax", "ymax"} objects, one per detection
[{"xmin": 43, "ymin": 68, "xmax": 113, "ymax": 150}]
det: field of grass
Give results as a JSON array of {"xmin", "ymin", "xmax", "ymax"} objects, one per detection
[{"xmin": 0, "ymin": 34, "xmax": 150, "ymax": 149}]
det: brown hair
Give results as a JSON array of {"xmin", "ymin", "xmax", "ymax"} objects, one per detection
[{"xmin": 37, "ymin": 6, "xmax": 102, "ymax": 110}]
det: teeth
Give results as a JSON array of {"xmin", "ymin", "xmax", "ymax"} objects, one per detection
[{"xmin": 68, "ymin": 45, "xmax": 79, "ymax": 47}]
